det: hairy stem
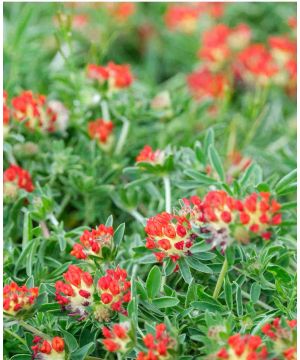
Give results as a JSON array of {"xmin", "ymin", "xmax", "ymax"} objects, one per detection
[
  {"xmin": 4, "ymin": 328, "xmax": 27, "ymax": 346},
  {"xmin": 213, "ymin": 258, "xmax": 228, "ymax": 299},
  {"xmin": 163, "ymin": 176, "xmax": 171, "ymax": 213},
  {"xmin": 241, "ymin": 290, "xmax": 274, "ymax": 311},
  {"xmin": 101, "ymin": 100, "xmax": 110, "ymax": 121},
  {"xmin": 40, "ymin": 221, "xmax": 50, "ymax": 239},
  {"xmin": 19, "ymin": 320, "xmax": 49, "ymax": 339},
  {"xmin": 129, "ymin": 209, "xmax": 146, "ymax": 226},
  {"xmin": 115, "ymin": 117, "xmax": 130, "ymax": 155}
]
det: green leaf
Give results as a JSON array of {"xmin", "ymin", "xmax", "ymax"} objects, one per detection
[
  {"xmin": 146, "ymin": 265, "xmax": 162, "ymax": 299},
  {"xmin": 191, "ymin": 301, "xmax": 225, "ymax": 312},
  {"xmin": 204, "ymin": 128, "xmax": 215, "ymax": 156},
  {"xmin": 235, "ymin": 284, "xmax": 243, "ymax": 316},
  {"xmin": 165, "ymin": 258, "xmax": 176, "ymax": 276},
  {"xmin": 185, "ymin": 256, "xmax": 212, "ymax": 274},
  {"xmin": 208, "ymin": 145, "xmax": 225, "ymax": 181},
  {"xmin": 224, "ymin": 276, "xmax": 233, "ymax": 310},
  {"xmin": 275, "ymin": 169, "xmax": 297, "ymax": 194},
  {"xmin": 179, "ymin": 258, "xmax": 193, "ymax": 284},
  {"xmin": 71, "ymin": 342, "xmax": 95, "ymax": 360},
  {"xmin": 105, "ymin": 215, "xmax": 113, "ymax": 227},
  {"xmin": 113, "ymin": 223, "xmax": 125, "ymax": 246},
  {"xmin": 22, "ymin": 211, "xmax": 32, "ymax": 250},
  {"xmin": 184, "ymin": 170, "xmax": 217, "ymax": 185},
  {"xmin": 60, "ymin": 329, "xmax": 78, "ymax": 352},
  {"xmin": 152, "ymin": 296, "xmax": 179, "ymax": 308},
  {"xmin": 250, "ymin": 283, "xmax": 261, "ymax": 303}
]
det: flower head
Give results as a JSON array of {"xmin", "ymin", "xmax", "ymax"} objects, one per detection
[
  {"xmin": 87, "ymin": 62, "xmax": 133, "ymax": 91},
  {"xmin": 102, "ymin": 322, "xmax": 131, "ymax": 353},
  {"xmin": 3, "ymin": 281, "xmax": 39, "ymax": 316},
  {"xmin": 4, "ymin": 164, "xmax": 34, "ymax": 200},
  {"xmin": 106, "ymin": 3, "xmax": 136, "ymax": 22},
  {"xmin": 216, "ymin": 334, "xmax": 268, "ymax": 360},
  {"xmin": 137, "ymin": 323, "xmax": 177, "ymax": 360},
  {"xmin": 164, "ymin": 5, "xmax": 200, "ymax": 33},
  {"xmin": 55, "ymin": 265, "xmax": 94, "ymax": 319},
  {"xmin": 11, "ymin": 91, "xmax": 57, "ymax": 132},
  {"xmin": 268, "ymin": 36, "xmax": 296, "ymax": 65},
  {"xmin": 262, "ymin": 317, "xmax": 296, "ymax": 360},
  {"xmin": 136, "ymin": 145, "xmax": 165, "ymax": 165},
  {"xmin": 96, "ymin": 267, "xmax": 131, "ymax": 321},
  {"xmin": 187, "ymin": 68, "xmax": 229, "ymax": 101},
  {"xmin": 31, "ymin": 336, "xmax": 65, "ymax": 360},
  {"xmin": 3, "ymin": 90, "xmax": 10, "ymax": 126},
  {"xmin": 234, "ymin": 44, "xmax": 278, "ymax": 86},
  {"xmin": 236, "ymin": 192, "xmax": 281, "ymax": 241},
  {"xmin": 88, "ymin": 119, "xmax": 114, "ymax": 145},
  {"xmin": 70, "ymin": 224, "xmax": 114, "ymax": 261},
  {"xmin": 145, "ymin": 212, "xmax": 194, "ymax": 263}
]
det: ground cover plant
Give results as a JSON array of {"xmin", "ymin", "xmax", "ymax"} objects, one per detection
[{"xmin": 3, "ymin": 2, "xmax": 297, "ymax": 360}]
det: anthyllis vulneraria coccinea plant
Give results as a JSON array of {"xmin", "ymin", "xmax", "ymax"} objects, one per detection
[{"xmin": 3, "ymin": 2, "xmax": 296, "ymax": 360}]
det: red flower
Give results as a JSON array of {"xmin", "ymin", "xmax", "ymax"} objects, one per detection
[
  {"xmin": 31, "ymin": 336, "xmax": 65, "ymax": 359},
  {"xmin": 3, "ymin": 281, "xmax": 39, "ymax": 316},
  {"xmin": 234, "ymin": 44, "xmax": 278, "ymax": 86},
  {"xmin": 71, "ymin": 224, "xmax": 114, "ymax": 260},
  {"xmin": 164, "ymin": 5, "xmax": 200, "ymax": 33},
  {"xmin": 261, "ymin": 317, "xmax": 296, "ymax": 360},
  {"xmin": 88, "ymin": 119, "xmax": 114, "ymax": 144},
  {"xmin": 228, "ymin": 23, "xmax": 252, "ymax": 51},
  {"xmin": 11, "ymin": 91, "xmax": 57, "ymax": 132},
  {"xmin": 107, "ymin": 3, "xmax": 136, "ymax": 21},
  {"xmin": 102, "ymin": 322, "xmax": 131, "ymax": 353},
  {"xmin": 96, "ymin": 267, "xmax": 131, "ymax": 320},
  {"xmin": 237, "ymin": 192, "xmax": 281, "ymax": 238},
  {"xmin": 55, "ymin": 265, "xmax": 94, "ymax": 319},
  {"xmin": 187, "ymin": 67, "xmax": 229, "ymax": 101},
  {"xmin": 136, "ymin": 145, "xmax": 164, "ymax": 165},
  {"xmin": 216, "ymin": 334, "xmax": 267, "ymax": 359},
  {"xmin": 137, "ymin": 323, "xmax": 176, "ymax": 359},
  {"xmin": 3, "ymin": 90, "xmax": 10, "ymax": 125},
  {"xmin": 4, "ymin": 164, "xmax": 34, "ymax": 200},
  {"xmin": 145, "ymin": 212, "xmax": 194, "ymax": 263},
  {"xmin": 268, "ymin": 36, "xmax": 296, "ymax": 61},
  {"xmin": 87, "ymin": 61, "xmax": 133, "ymax": 90}
]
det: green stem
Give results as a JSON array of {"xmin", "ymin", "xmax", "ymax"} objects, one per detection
[
  {"xmin": 129, "ymin": 209, "xmax": 146, "ymax": 226},
  {"xmin": 163, "ymin": 176, "xmax": 171, "ymax": 213},
  {"xmin": 241, "ymin": 290, "xmax": 274, "ymax": 311},
  {"xmin": 213, "ymin": 258, "xmax": 228, "ymax": 299},
  {"xmin": 19, "ymin": 320, "xmax": 49, "ymax": 339},
  {"xmin": 40, "ymin": 221, "xmax": 50, "ymax": 239},
  {"xmin": 101, "ymin": 100, "xmax": 110, "ymax": 121}
]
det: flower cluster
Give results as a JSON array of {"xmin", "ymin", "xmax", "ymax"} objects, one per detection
[
  {"xmin": 145, "ymin": 212, "xmax": 194, "ymax": 262},
  {"xmin": 31, "ymin": 336, "xmax": 65, "ymax": 360},
  {"xmin": 216, "ymin": 334, "xmax": 268, "ymax": 359},
  {"xmin": 102, "ymin": 322, "xmax": 131, "ymax": 353},
  {"xmin": 165, "ymin": 3, "xmax": 224, "ymax": 33},
  {"xmin": 262, "ymin": 318, "xmax": 297, "ymax": 360},
  {"xmin": 71, "ymin": 224, "xmax": 114, "ymax": 261},
  {"xmin": 180, "ymin": 190, "xmax": 282, "ymax": 251},
  {"xmin": 4, "ymin": 164, "xmax": 34, "ymax": 200},
  {"xmin": 137, "ymin": 323, "xmax": 176, "ymax": 360},
  {"xmin": 136, "ymin": 145, "xmax": 165, "ymax": 165},
  {"xmin": 105, "ymin": 2, "xmax": 136, "ymax": 22},
  {"xmin": 3, "ymin": 90, "xmax": 10, "ymax": 126},
  {"xmin": 95, "ymin": 267, "xmax": 131, "ymax": 321},
  {"xmin": 55, "ymin": 265, "xmax": 94, "ymax": 320},
  {"xmin": 3, "ymin": 281, "xmax": 39, "ymax": 316},
  {"xmin": 10, "ymin": 91, "xmax": 57, "ymax": 132},
  {"xmin": 87, "ymin": 61, "xmax": 133, "ymax": 91},
  {"xmin": 88, "ymin": 119, "xmax": 114, "ymax": 146},
  {"xmin": 187, "ymin": 68, "xmax": 229, "ymax": 101}
]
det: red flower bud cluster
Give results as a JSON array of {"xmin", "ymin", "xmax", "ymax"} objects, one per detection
[
  {"xmin": 137, "ymin": 323, "xmax": 176, "ymax": 360},
  {"xmin": 217, "ymin": 334, "xmax": 268, "ymax": 359},
  {"xmin": 55, "ymin": 265, "xmax": 94, "ymax": 320},
  {"xmin": 71, "ymin": 224, "xmax": 114, "ymax": 261},
  {"xmin": 32, "ymin": 336, "xmax": 65, "ymax": 360},
  {"xmin": 88, "ymin": 119, "xmax": 114, "ymax": 144},
  {"xmin": 11, "ymin": 91, "xmax": 57, "ymax": 132},
  {"xmin": 180, "ymin": 191, "xmax": 282, "ymax": 250},
  {"xmin": 102, "ymin": 322, "xmax": 131, "ymax": 353},
  {"xmin": 97, "ymin": 267, "xmax": 131, "ymax": 318},
  {"xmin": 145, "ymin": 212, "xmax": 194, "ymax": 263},
  {"xmin": 136, "ymin": 145, "xmax": 164, "ymax": 165},
  {"xmin": 262, "ymin": 317, "xmax": 297, "ymax": 360},
  {"xmin": 3, "ymin": 281, "xmax": 39, "ymax": 316},
  {"xmin": 4, "ymin": 164, "xmax": 34, "ymax": 199},
  {"xmin": 165, "ymin": 3, "xmax": 224, "ymax": 33},
  {"xmin": 87, "ymin": 61, "xmax": 133, "ymax": 90},
  {"xmin": 187, "ymin": 67, "xmax": 229, "ymax": 101},
  {"xmin": 3, "ymin": 90, "xmax": 10, "ymax": 125},
  {"xmin": 105, "ymin": 3, "xmax": 136, "ymax": 22}
]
